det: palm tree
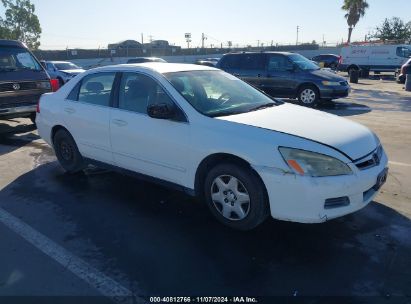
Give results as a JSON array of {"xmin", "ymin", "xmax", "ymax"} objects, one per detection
[{"xmin": 342, "ymin": 0, "xmax": 369, "ymax": 43}]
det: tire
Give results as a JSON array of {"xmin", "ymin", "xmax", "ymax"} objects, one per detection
[
  {"xmin": 53, "ymin": 129, "xmax": 85, "ymax": 173},
  {"xmin": 297, "ymin": 85, "xmax": 319, "ymax": 107},
  {"xmin": 204, "ymin": 163, "xmax": 269, "ymax": 230}
]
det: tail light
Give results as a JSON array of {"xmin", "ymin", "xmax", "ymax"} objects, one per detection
[
  {"xmin": 338, "ymin": 56, "xmax": 343, "ymax": 64},
  {"xmin": 50, "ymin": 79, "xmax": 60, "ymax": 92},
  {"xmin": 36, "ymin": 97, "xmax": 41, "ymax": 113}
]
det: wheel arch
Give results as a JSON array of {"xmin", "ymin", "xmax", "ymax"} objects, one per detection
[
  {"xmin": 50, "ymin": 125, "xmax": 72, "ymax": 147},
  {"xmin": 194, "ymin": 153, "xmax": 269, "ymax": 202}
]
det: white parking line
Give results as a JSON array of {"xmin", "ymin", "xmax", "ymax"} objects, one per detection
[
  {"xmin": 0, "ymin": 207, "xmax": 146, "ymax": 304},
  {"xmin": 389, "ymin": 161, "xmax": 411, "ymax": 167}
]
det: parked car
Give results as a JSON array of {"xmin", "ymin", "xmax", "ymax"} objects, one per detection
[
  {"xmin": 217, "ymin": 52, "xmax": 350, "ymax": 106},
  {"xmin": 195, "ymin": 58, "xmax": 220, "ymax": 67},
  {"xmin": 397, "ymin": 58, "xmax": 411, "ymax": 84},
  {"xmin": 36, "ymin": 63, "xmax": 388, "ymax": 230},
  {"xmin": 311, "ymin": 54, "xmax": 340, "ymax": 69},
  {"xmin": 42, "ymin": 61, "xmax": 85, "ymax": 86},
  {"xmin": 338, "ymin": 44, "xmax": 411, "ymax": 74},
  {"xmin": 0, "ymin": 39, "xmax": 55, "ymax": 123},
  {"xmin": 126, "ymin": 57, "xmax": 166, "ymax": 64}
]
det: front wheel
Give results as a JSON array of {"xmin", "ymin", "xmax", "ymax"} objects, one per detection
[
  {"xmin": 298, "ymin": 85, "xmax": 319, "ymax": 107},
  {"xmin": 204, "ymin": 163, "xmax": 269, "ymax": 230},
  {"xmin": 53, "ymin": 129, "xmax": 85, "ymax": 173}
]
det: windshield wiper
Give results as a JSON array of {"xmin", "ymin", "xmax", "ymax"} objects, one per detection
[{"xmin": 248, "ymin": 102, "xmax": 276, "ymax": 112}]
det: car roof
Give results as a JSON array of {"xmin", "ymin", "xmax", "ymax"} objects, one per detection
[
  {"xmin": 224, "ymin": 51, "xmax": 294, "ymax": 56},
  {"xmin": 89, "ymin": 63, "xmax": 217, "ymax": 74},
  {"xmin": 0, "ymin": 39, "xmax": 27, "ymax": 48}
]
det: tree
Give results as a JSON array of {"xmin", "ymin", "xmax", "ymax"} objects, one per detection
[
  {"xmin": 374, "ymin": 17, "xmax": 411, "ymax": 42},
  {"xmin": 0, "ymin": 0, "xmax": 41, "ymax": 49},
  {"xmin": 342, "ymin": 0, "xmax": 369, "ymax": 43}
]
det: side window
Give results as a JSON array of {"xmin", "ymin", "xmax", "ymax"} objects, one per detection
[
  {"xmin": 396, "ymin": 47, "xmax": 411, "ymax": 58},
  {"xmin": 78, "ymin": 73, "xmax": 116, "ymax": 107},
  {"xmin": 67, "ymin": 82, "xmax": 81, "ymax": 101},
  {"xmin": 119, "ymin": 73, "xmax": 176, "ymax": 115},
  {"xmin": 240, "ymin": 54, "xmax": 265, "ymax": 70},
  {"xmin": 46, "ymin": 63, "xmax": 54, "ymax": 71},
  {"xmin": 220, "ymin": 55, "xmax": 241, "ymax": 69},
  {"xmin": 267, "ymin": 55, "xmax": 293, "ymax": 71}
]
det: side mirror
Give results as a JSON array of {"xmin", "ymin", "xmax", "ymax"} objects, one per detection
[{"xmin": 147, "ymin": 103, "xmax": 175, "ymax": 119}]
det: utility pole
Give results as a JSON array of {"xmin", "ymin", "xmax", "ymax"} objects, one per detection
[
  {"xmin": 201, "ymin": 33, "xmax": 207, "ymax": 48},
  {"xmin": 257, "ymin": 40, "xmax": 260, "ymax": 47},
  {"xmin": 141, "ymin": 33, "xmax": 144, "ymax": 44},
  {"xmin": 296, "ymin": 26, "xmax": 300, "ymax": 45}
]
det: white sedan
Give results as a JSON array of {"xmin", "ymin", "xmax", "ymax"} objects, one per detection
[{"xmin": 36, "ymin": 63, "xmax": 388, "ymax": 230}]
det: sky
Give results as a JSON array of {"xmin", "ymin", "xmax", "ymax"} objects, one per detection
[{"xmin": 1, "ymin": 0, "xmax": 410, "ymax": 50}]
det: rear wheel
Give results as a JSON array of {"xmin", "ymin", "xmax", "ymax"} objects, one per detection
[
  {"xmin": 204, "ymin": 163, "xmax": 269, "ymax": 230},
  {"xmin": 298, "ymin": 85, "xmax": 319, "ymax": 107},
  {"xmin": 53, "ymin": 129, "xmax": 85, "ymax": 173}
]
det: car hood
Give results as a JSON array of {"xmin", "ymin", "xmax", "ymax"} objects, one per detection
[
  {"xmin": 218, "ymin": 103, "xmax": 377, "ymax": 161},
  {"xmin": 310, "ymin": 69, "xmax": 346, "ymax": 81},
  {"xmin": 60, "ymin": 69, "xmax": 85, "ymax": 74}
]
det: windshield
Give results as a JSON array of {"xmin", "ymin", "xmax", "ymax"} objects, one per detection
[
  {"xmin": 165, "ymin": 70, "xmax": 281, "ymax": 117},
  {"xmin": 0, "ymin": 46, "xmax": 42, "ymax": 72},
  {"xmin": 55, "ymin": 62, "xmax": 81, "ymax": 70},
  {"xmin": 288, "ymin": 54, "xmax": 320, "ymax": 70}
]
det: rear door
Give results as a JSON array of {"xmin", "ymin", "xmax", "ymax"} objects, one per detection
[
  {"xmin": 218, "ymin": 54, "xmax": 265, "ymax": 88},
  {"xmin": 260, "ymin": 54, "xmax": 296, "ymax": 97},
  {"xmin": 63, "ymin": 72, "xmax": 116, "ymax": 164}
]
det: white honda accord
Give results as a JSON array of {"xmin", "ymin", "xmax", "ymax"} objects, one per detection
[{"xmin": 36, "ymin": 63, "xmax": 388, "ymax": 230}]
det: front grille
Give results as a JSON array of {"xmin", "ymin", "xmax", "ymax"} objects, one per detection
[
  {"xmin": 0, "ymin": 94, "xmax": 40, "ymax": 108},
  {"xmin": 355, "ymin": 145, "xmax": 383, "ymax": 170},
  {"xmin": 324, "ymin": 197, "xmax": 350, "ymax": 209},
  {"xmin": 0, "ymin": 81, "xmax": 38, "ymax": 92}
]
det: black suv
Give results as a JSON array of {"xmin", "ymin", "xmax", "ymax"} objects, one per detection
[
  {"xmin": 217, "ymin": 52, "xmax": 350, "ymax": 106},
  {"xmin": 311, "ymin": 54, "xmax": 340, "ymax": 69},
  {"xmin": 0, "ymin": 40, "xmax": 52, "ymax": 122}
]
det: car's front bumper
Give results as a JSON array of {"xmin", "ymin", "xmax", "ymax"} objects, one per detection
[
  {"xmin": 319, "ymin": 86, "xmax": 350, "ymax": 99},
  {"xmin": 254, "ymin": 151, "xmax": 388, "ymax": 223}
]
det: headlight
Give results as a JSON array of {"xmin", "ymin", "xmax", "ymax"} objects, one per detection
[
  {"xmin": 37, "ymin": 81, "xmax": 51, "ymax": 89},
  {"xmin": 322, "ymin": 81, "xmax": 340, "ymax": 86},
  {"xmin": 279, "ymin": 147, "xmax": 352, "ymax": 177}
]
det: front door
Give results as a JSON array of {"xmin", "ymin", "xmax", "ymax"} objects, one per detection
[{"xmin": 109, "ymin": 72, "xmax": 190, "ymax": 185}]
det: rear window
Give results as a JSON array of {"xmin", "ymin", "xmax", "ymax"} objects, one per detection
[{"xmin": 0, "ymin": 46, "xmax": 42, "ymax": 72}]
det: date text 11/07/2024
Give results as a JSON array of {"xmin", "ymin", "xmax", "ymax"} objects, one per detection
[{"xmin": 149, "ymin": 297, "xmax": 258, "ymax": 303}]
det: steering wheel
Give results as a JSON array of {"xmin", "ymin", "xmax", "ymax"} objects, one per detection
[{"xmin": 217, "ymin": 93, "xmax": 231, "ymax": 105}]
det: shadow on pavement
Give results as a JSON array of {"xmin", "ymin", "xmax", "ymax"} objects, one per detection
[
  {"xmin": 1, "ymin": 161, "xmax": 410, "ymax": 298},
  {"xmin": 0, "ymin": 120, "xmax": 39, "ymax": 156}
]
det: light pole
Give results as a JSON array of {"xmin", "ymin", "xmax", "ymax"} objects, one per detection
[
  {"xmin": 296, "ymin": 26, "xmax": 300, "ymax": 45},
  {"xmin": 185, "ymin": 33, "xmax": 192, "ymax": 49}
]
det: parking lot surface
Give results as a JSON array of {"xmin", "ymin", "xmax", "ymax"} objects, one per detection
[{"xmin": 0, "ymin": 78, "xmax": 410, "ymax": 303}]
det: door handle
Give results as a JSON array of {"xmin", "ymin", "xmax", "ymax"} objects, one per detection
[
  {"xmin": 64, "ymin": 107, "xmax": 75, "ymax": 114},
  {"xmin": 112, "ymin": 119, "xmax": 128, "ymax": 127}
]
